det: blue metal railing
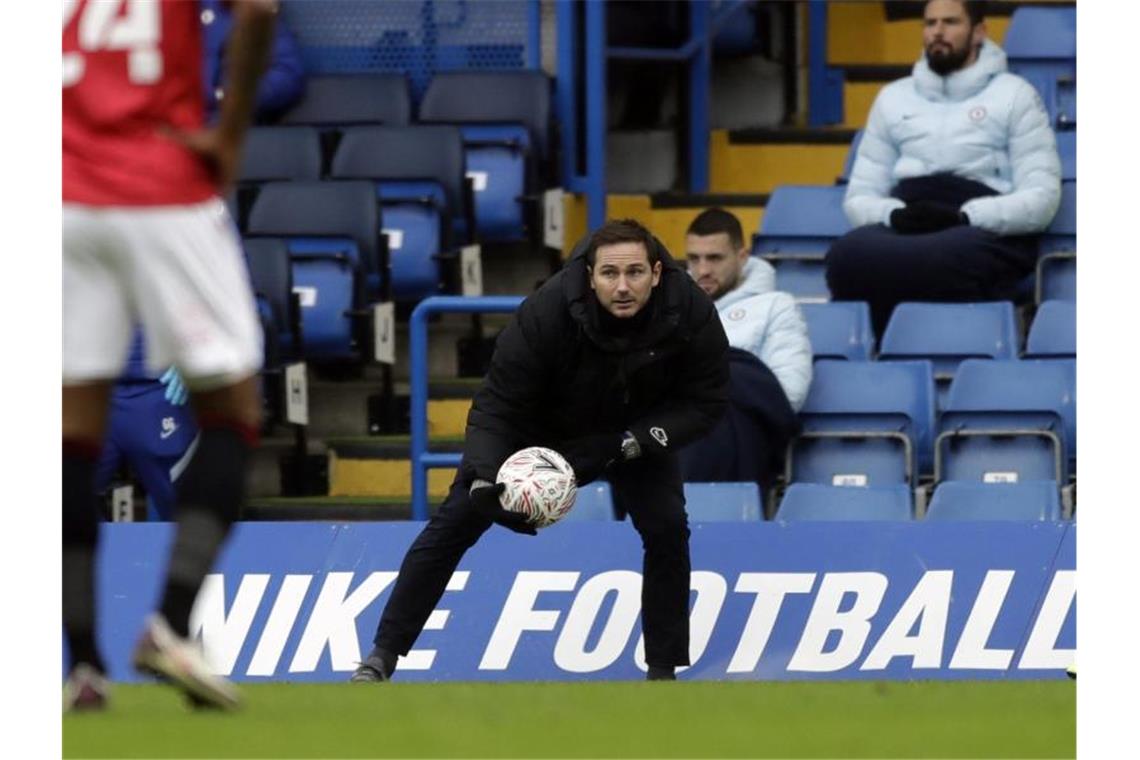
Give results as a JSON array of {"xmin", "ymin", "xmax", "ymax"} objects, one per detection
[
  {"xmin": 409, "ymin": 295, "xmax": 525, "ymax": 519},
  {"xmin": 555, "ymin": 0, "xmax": 752, "ymax": 232}
]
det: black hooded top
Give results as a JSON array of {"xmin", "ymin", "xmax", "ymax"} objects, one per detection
[{"xmin": 461, "ymin": 234, "xmax": 729, "ymax": 482}]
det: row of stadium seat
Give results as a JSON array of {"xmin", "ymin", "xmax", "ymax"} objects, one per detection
[
  {"xmin": 272, "ymin": 71, "xmax": 551, "ymax": 244},
  {"xmin": 789, "ymin": 358, "xmax": 1075, "ymax": 490},
  {"xmin": 565, "ymin": 480, "xmax": 1065, "ymax": 523},
  {"xmin": 753, "ymin": 182, "xmax": 1077, "ymax": 304}
]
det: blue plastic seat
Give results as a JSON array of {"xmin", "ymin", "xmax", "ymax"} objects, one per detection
[
  {"xmin": 247, "ymin": 181, "xmax": 382, "ymax": 360},
  {"xmin": 558, "ymin": 482, "xmax": 616, "ymax": 523},
  {"xmin": 936, "ymin": 359, "xmax": 1076, "ymax": 486},
  {"xmin": 1025, "ymin": 301, "xmax": 1075, "ymax": 359},
  {"xmin": 238, "ymin": 127, "xmax": 323, "ymax": 183},
  {"xmin": 925, "ymin": 481, "xmax": 1062, "ymax": 521},
  {"xmin": 1036, "ymin": 181, "xmax": 1076, "ymax": 303},
  {"xmin": 838, "ymin": 130, "xmax": 863, "ymax": 185},
  {"xmin": 752, "ymin": 185, "xmax": 851, "ymax": 301},
  {"xmin": 280, "ymin": 74, "xmax": 412, "ymax": 127},
  {"xmin": 879, "ymin": 302, "xmax": 1019, "ymax": 406},
  {"xmin": 800, "ymin": 301, "xmax": 873, "ymax": 361},
  {"xmin": 776, "ymin": 483, "xmax": 912, "ymax": 521},
  {"xmin": 682, "ymin": 482, "xmax": 763, "ymax": 521},
  {"xmin": 331, "ymin": 126, "xmax": 471, "ymax": 301},
  {"xmin": 1056, "ymin": 130, "xmax": 1076, "ymax": 182},
  {"xmin": 419, "ymin": 71, "xmax": 550, "ymax": 242},
  {"xmin": 243, "ymin": 237, "xmax": 298, "ymax": 363},
  {"xmin": 792, "ymin": 359, "xmax": 936, "ymax": 483},
  {"xmin": 1004, "ymin": 6, "xmax": 1076, "ymax": 129}
]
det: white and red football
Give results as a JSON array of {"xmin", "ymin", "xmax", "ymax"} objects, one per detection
[{"xmin": 495, "ymin": 446, "xmax": 578, "ymax": 528}]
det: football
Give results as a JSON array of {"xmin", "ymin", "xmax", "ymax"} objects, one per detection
[{"xmin": 496, "ymin": 446, "xmax": 578, "ymax": 528}]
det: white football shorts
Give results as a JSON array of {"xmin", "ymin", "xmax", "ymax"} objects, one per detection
[{"xmin": 63, "ymin": 198, "xmax": 263, "ymax": 388}]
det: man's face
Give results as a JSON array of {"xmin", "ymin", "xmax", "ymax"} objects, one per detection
[
  {"xmin": 685, "ymin": 232, "xmax": 748, "ymax": 301},
  {"xmin": 589, "ymin": 241, "xmax": 662, "ymax": 318},
  {"xmin": 923, "ymin": 0, "xmax": 984, "ymax": 76}
]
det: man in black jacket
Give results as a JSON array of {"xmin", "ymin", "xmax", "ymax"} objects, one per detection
[{"xmin": 352, "ymin": 219, "xmax": 729, "ymax": 683}]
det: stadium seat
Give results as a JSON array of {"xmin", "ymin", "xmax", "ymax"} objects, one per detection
[
  {"xmin": 419, "ymin": 71, "xmax": 551, "ymax": 242},
  {"xmin": 247, "ymin": 181, "xmax": 382, "ymax": 360},
  {"xmin": 238, "ymin": 127, "xmax": 323, "ymax": 183},
  {"xmin": 280, "ymin": 74, "xmax": 412, "ymax": 127},
  {"xmin": 1056, "ymin": 130, "xmax": 1076, "ymax": 182},
  {"xmin": 1036, "ymin": 181, "xmax": 1076, "ymax": 303},
  {"xmin": 1025, "ymin": 301, "xmax": 1076, "ymax": 359},
  {"xmin": 838, "ymin": 130, "xmax": 863, "ymax": 185},
  {"xmin": 1004, "ymin": 6, "xmax": 1076, "ymax": 128},
  {"xmin": 776, "ymin": 483, "xmax": 912, "ymax": 521},
  {"xmin": 792, "ymin": 359, "xmax": 936, "ymax": 482},
  {"xmin": 936, "ymin": 359, "xmax": 1076, "ymax": 486},
  {"xmin": 879, "ymin": 302, "xmax": 1019, "ymax": 406},
  {"xmin": 925, "ymin": 481, "xmax": 1062, "ymax": 521},
  {"xmin": 559, "ymin": 482, "xmax": 617, "ymax": 522},
  {"xmin": 752, "ymin": 185, "xmax": 851, "ymax": 301},
  {"xmin": 800, "ymin": 301, "xmax": 874, "ymax": 361},
  {"xmin": 331, "ymin": 126, "xmax": 471, "ymax": 301},
  {"xmin": 243, "ymin": 237, "xmax": 300, "ymax": 363},
  {"xmin": 683, "ymin": 482, "xmax": 763, "ymax": 521}
]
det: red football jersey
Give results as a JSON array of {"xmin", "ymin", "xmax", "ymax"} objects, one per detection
[{"xmin": 63, "ymin": 0, "xmax": 217, "ymax": 206}]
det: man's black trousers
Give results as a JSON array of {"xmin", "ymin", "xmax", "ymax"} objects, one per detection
[
  {"xmin": 825, "ymin": 223, "xmax": 1037, "ymax": 338},
  {"xmin": 373, "ymin": 454, "xmax": 692, "ymax": 668}
]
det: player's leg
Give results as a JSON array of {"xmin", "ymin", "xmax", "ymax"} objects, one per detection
[
  {"xmin": 354, "ymin": 470, "xmax": 493, "ymax": 681},
  {"xmin": 119, "ymin": 200, "xmax": 261, "ymax": 709},
  {"xmin": 611, "ymin": 454, "xmax": 690, "ymax": 680},
  {"xmin": 62, "ymin": 204, "xmax": 135, "ymax": 710}
]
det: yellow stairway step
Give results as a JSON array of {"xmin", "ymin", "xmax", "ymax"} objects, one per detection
[
  {"xmin": 710, "ymin": 130, "xmax": 850, "ymax": 194},
  {"xmin": 328, "ymin": 455, "xmax": 456, "ymax": 499},
  {"xmin": 427, "ymin": 398, "xmax": 471, "ymax": 437},
  {"xmin": 828, "ymin": 1, "xmax": 1010, "ymax": 66}
]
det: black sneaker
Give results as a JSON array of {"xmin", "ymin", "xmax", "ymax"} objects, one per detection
[
  {"xmin": 646, "ymin": 665, "xmax": 676, "ymax": 681},
  {"xmin": 350, "ymin": 655, "xmax": 391, "ymax": 683}
]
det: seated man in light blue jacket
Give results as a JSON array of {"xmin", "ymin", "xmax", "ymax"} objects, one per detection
[
  {"xmin": 827, "ymin": 0, "xmax": 1062, "ymax": 336},
  {"xmin": 680, "ymin": 208, "xmax": 811, "ymax": 492}
]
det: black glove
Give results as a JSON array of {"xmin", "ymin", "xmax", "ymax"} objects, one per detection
[
  {"xmin": 468, "ymin": 482, "xmax": 537, "ymax": 536},
  {"xmin": 560, "ymin": 433, "xmax": 624, "ymax": 485},
  {"xmin": 889, "ymin": 201, "xmax": 969, "ymax": 234}
]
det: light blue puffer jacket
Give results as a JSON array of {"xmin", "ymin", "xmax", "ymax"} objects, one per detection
[
  {"xmin": 711, "ymin": 258, "xmax": 813, "ymax": 412},
  {"xmin": 844, "ymin": 39, "xmax": 1061, "ymax": 236}
]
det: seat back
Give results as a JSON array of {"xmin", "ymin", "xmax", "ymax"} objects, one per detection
[
  {"xmin": 419, "ymin": 71, "xmax": 551, "ymax": 158},
  {"xmin": 683, "ymin": 483, "xmax": 763, "ymax": 521},
  {"xmin": 926, "ymin": 481, "xmax": 1062, "ymax": 521},
  {"xmin": 788, "ymin": 436, "xmax": 911, "ymax": 487},
  {"xmin": 800, "ymin": 301, "xmax": 874, "ymax": 360},
  {"xmin": 776, "ymin": 483, "xmax": 912, "ymax": 521},
  {"xmin": 753, "ymin": 184, "xmax": 851, "ymax": 255},
  {"xmin": 839, "ymin": 130, "xmax": 863, "ymax": 185},
  {"xmin": 1056, "ymin": 130, "xmax": 1076, "ymax": 182},
  {"xmin": 1037, "ymin": 255, "xmax": 1076, "ymax": 304},
  {"xmin": 559, "ymin": 482, "xmax": 616, "ymax": 523},
  {"xmin": 243, "ymin": 237, "xmax": 294, "ymax": 365},
  {"xmin": 1004, "ymin": 7, "xmax": 1077, "ymax": 127},
  {"xmin": 938, "ymin": 359, "xmax": 1076, "ymax": 483},
  {"xmin": 800, "ymin": 359, "xmax": 936, "ymax": 471},
  {"xmin": 1025, "ymin": 300, "xmax": 1076, "ymax": 358},
  {"xmin": 281, "ymin": 74, "xmax": 412, "ymax": 127},
  {"xmin": 238, "ymin": 127, "xmax": 323, "ymax": 183},
  {"xmin": 1040, "ymin": 181, "xmax": 1076, "ymax": 255},
  {"xmin": 879, "ymin": 302, "xmax": 1019, "ymax": 404},
  {"xmin": 332, "ymin": 126, "xmax": 468, "ymax": 230},
  {"xmin": 247, "ymin": 181, "xmax": 382, "ymax": 279}
]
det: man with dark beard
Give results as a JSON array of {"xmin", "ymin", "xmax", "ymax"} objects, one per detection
[{"xmin": 826, "ymin": 0, "xmax": 1062, "ymax": 337}]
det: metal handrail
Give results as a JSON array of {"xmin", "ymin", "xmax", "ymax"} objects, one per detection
[{"xmin": 408, "ymin": 295, "xmax": 525, "ymax": 519}]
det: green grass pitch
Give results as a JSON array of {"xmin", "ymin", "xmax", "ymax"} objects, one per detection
[{"xmin": 64, "ymin": 680, "xmax": 1074, "ymax": 759}]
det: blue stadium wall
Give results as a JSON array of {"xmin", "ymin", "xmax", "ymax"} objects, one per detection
[{"xmin": 85, "ymin": 520, "xmax": 1074, "ymax": 682}]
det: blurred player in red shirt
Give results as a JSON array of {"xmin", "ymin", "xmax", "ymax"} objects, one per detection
[{"xmin": 62, "ymin": 0, "xmax": 275, "ymax": 711}]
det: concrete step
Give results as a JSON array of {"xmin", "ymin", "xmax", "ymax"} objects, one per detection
[{"xmin": 325, "ymin": 435, "xmax": 463, "ymax": 499}]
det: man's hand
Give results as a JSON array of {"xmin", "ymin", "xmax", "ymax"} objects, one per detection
[
  {"xmin": 469, "ymin": 482, "xmax": 537, "ymax": 536},
  {"xmin": 159, "ymin": 367, "xmax": 189, "ymax": 407},
  {"xmin": 889, "ymin": 201, "xmax": 969, "ymax": 234},
  {"xmin": 160, "ymin": 126, "xmax": 244, "ymax": 194},
  {"xmin": 561, "ymin": 433, "xmax": 623, "ymax": 485}
]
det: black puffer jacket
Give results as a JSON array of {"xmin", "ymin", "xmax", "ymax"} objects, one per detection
[{"xmin": 463, "ymin": 235, "xmax": 730, "ymax": 482}]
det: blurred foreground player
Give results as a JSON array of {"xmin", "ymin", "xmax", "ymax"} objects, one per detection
[{"xmin": 63, "ymin": 0, "xmax": 275, "ymax": 710}]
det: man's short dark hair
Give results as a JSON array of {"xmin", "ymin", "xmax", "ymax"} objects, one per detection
[
  {"xmin": 687, "ymin": 208, "xmax": 744, "ymax": 250},
  {"xmin": 585, "ymin": 218, "xmax": 661, "ymax": 267},
  {"xmin": 925, "ymin": 0, "xmax": 986, "ymax": 26}
]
